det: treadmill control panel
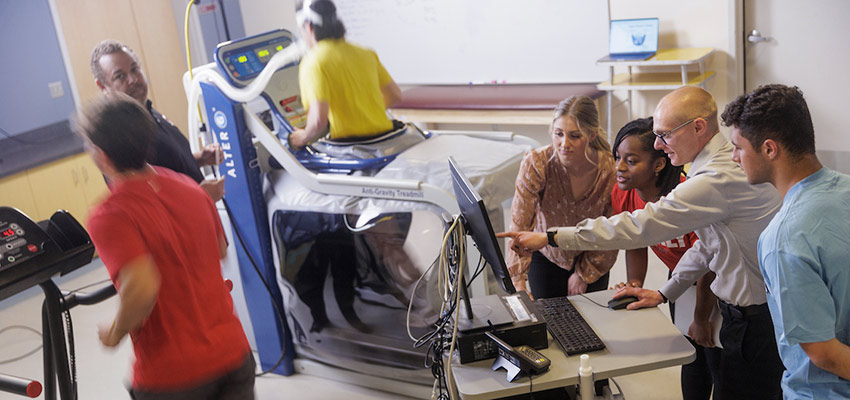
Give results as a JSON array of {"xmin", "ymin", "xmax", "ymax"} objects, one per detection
[
  {"xmin": 219, "ymin": 35, "xmax": 291, "ymax": 83},
  {"xmin": 214, "ymin": 29, "xmax": 307, "ymax": 129},
  {"xmin": 0, "ymin": 212, "xmax": 47, "ymax": 270}
]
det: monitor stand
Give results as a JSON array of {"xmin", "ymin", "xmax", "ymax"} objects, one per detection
[{"xmin": 456, "ymin": 275, "xmax": 514, "ymax": 332}]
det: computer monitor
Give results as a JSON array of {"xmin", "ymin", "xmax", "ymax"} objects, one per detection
[{"xmin": 448, "ymin": 157, "xmax": 516, "ymax": 295}]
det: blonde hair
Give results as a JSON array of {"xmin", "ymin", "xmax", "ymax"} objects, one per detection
[{"xmin": 551, "ymin": 95, "xmax": 611, "ymax": 165}]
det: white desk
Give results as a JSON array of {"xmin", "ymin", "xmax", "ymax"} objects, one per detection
[
  {"xmin": 596, "ymin": 48, "xmax": 716, "ymax": 134},
  {"xmin": 450, "ymin": 290, "xmax": 696, "ymax": 399}
]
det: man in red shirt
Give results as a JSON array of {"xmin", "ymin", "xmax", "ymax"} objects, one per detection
[{"xmin": 76, "ymin": 93, "xmax": 254, "ymax": 399}]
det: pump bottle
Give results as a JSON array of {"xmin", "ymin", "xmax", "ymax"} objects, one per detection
[{"xmin": 578, "ymin": 354, "xmax": 594, "ymax": 400}]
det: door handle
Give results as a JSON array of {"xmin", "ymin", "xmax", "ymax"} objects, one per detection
[{"xmin": 747, "ymin": 29, "xmax": 771, "ymax": 43}]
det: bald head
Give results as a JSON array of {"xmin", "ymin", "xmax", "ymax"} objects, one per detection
[{"xmin": 656, "ymin": 86, "xmax": 719, "ymax": 134}]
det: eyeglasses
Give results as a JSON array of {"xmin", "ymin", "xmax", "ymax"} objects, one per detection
[{"xmin": 653, "ymin": 117, "xmax": 699, "ymax": 145}]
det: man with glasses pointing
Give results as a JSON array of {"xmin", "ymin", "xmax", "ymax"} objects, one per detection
[{"xmin": 499, "ymin": 86, "xmax": 785, "ymax": 399}]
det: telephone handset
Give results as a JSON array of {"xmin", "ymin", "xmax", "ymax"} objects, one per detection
[{"xmin": 485, "ymin": 331, "xmax": 551, "ymax": 374}]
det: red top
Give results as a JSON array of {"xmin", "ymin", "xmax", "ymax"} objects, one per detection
[
  {"xmin": 88, "ymin": 167, "xmax": 249, "ymax": 390},
  {"xmin": 610, "ymin": 179, "xmax": 698, "ymax": 271}
]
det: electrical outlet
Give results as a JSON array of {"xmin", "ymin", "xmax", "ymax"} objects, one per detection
[{"xmin": 49, "ymin": 81, "xmax": 64, "ymax": 98}]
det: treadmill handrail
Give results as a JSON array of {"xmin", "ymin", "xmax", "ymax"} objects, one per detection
[
  {"xmin": 185, "ymin": 40, "xmax": 307, "ymax": 155},
  {"xmin": 61, "ymin": 284, "xmax": 117, "ymax": 308},
  {"xmin": 244, "ymin": 108, "xmax": 461, "ymax": 215}
]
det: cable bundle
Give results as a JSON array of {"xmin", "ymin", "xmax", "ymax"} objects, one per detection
[{"xmin": 402, "ymin": 217, "xmax": 485, "ymax": 400}]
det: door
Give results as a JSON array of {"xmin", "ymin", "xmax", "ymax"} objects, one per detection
[
  {"xmin": 53, "ymin": 0, "xmax": 190, "ymax": 135},
  {"xmin": 744, "ymin": 0, "xmax": 850, "ymax": 171}
]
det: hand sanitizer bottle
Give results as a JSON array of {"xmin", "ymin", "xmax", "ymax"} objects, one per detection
[{"xmin": 579, "ymin": 354, "xmax": 594, "ymax": 400}]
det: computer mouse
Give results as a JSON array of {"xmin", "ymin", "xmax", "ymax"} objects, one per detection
[{"xmin": 608, "ymin": 295, "xmax": 639, "ymax": 310}]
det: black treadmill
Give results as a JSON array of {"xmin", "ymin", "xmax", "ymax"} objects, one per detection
[{"xmin": 0, "ymin": 206, "xmax": 115, "ymax": 399}]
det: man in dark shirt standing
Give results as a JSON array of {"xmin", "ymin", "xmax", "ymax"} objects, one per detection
[{"xmin": 89, "ymin": 39, "xmax": 225, "ymax": 201}]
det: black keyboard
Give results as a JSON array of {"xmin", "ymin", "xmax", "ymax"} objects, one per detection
[{"xmin": 535, "ymin": 296, "xmax": 606, "ymax": 355}]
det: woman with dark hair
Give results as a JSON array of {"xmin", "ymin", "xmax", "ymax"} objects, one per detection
[
  {"xmin": 289, "ymin": 0, "xmax": 404, "ymax": 151},
  {"xmin": 610, "ymin": 117, "xmax": 720, "ymax": 400},
  {"xmin": 505, "ymin": 95, "xmax": 618, "ymax": 299}
]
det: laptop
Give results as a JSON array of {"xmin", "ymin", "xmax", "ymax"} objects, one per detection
[{"xmin": 598, "ymin": 18, "xmax": 659, "ymax": 61}]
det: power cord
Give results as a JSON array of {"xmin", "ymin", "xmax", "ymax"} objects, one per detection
[
  {"xmin": 579, "ymin": 293, "xmax": 608, "ymax": 308},
  {"xmin": 0, "ymin": 276, "xmax": 116, "ymax": 368},
  {"xmin": 221, "ymin": 199, "xmax": 288, "ymax": 377},
  {"xmin": 610, "ymin": 377, "xmax": 625, "ymax": 399},
  {"xmin": 418, "ymin": 217, "xmax": 466, "ymax": 400},
  {"xmin": 466, "ymin": 255, "xmax": 485, "ymax": 288},
  {"xmin": 0, "ymin": 326, "xmax": 42, "ymax": 365}
]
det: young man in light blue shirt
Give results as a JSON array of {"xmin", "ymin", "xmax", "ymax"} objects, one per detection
[{"xmin": 723, "ymin": 84, "xmax": 850, "ymax": 399}]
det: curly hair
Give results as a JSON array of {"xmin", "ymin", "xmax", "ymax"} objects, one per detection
[
  {"xmin": 612, "ymin": 117, "xmax": 684, "ymax": 196},
  {"xmin": 720, "ymin": 84, "xmax": 815, "ymax": 158}
]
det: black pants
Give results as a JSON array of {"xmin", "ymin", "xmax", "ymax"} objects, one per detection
[
  {"xmin": 527, "ymin": 252, "xmax": 609, "ymax": 299},
  {"xmin": 130, "ymin": 353, "xmax": 255, "ymax": 400},
  {"xmin": 715, "ymin": 300, "xmax": 784, "ymax": 400},
  {"xmin": 668, "ymin": 281, "xmax": 722, "ymax": 400},
  {"xmin": 295, "ymin": 225, "xmax": 363, "ymax": 332},
  {"xmin": 680, "ymin": 336, "xmax": 722, "ymax": 400}
]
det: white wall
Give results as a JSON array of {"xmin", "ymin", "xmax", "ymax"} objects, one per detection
[
  {"xmin": 608, "ymin": 0, "xmax": 741, "ymax": 137},
  {"xmin": 434, "ymin": 1, "xmax": 741, "ymax": 145},
  {"xmin": 240, "ymin": 0, "xmax": 296, "ymax": 37},
  {"xmin": 236, "ymin": 1, "xmax": 742, "ymax": 143}
]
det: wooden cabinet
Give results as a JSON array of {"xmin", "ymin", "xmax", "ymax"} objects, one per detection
[
  {"xmin": 75, "ymin": 155, "xmax": 108, "ymax": 213},
  {"xmin": 0, "ymin": 153, "xmax": 107, "ymax": 227},
  {"xmin": 0, "ymin": 171, "xmax": 39, "ymax": 221}
]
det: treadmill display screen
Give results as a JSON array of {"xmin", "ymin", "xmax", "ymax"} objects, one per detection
[{"xmin": 221, "ymin": 37, "xmax": 290, "ymax": 81}]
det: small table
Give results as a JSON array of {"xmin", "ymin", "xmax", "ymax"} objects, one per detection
[
  {"xmin": 391, "ymin": 84, "xmax": 605, "ymax": 127},
  {"xmin": 596, "ymin": 48, "xmax": 716, "ymax": 134},
  {"xmin": 449, "ymin": 290, "xmax": 696, "ymax": 399}
]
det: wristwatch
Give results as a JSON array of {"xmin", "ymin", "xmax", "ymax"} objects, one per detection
[{"xmin": 546, "ymin": 230, "xmax": 558, "ymax": 247}]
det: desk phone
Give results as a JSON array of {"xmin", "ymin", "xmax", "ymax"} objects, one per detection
[{"xmin": 485, "ymin": 331, "xmax": 551, "ymax": 375}]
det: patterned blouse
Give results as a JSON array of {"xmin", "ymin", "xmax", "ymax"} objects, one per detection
[{"xmin": 507, "ymin": 144, "xmax": 618, "ymax": 289}]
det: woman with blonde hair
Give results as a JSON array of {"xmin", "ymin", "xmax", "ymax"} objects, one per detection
[{"xmin": 504, "ymin": 95, "xmax": 617, "ymax": 299}]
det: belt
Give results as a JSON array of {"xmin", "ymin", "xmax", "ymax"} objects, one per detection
[{"xmin": 717, "ymin": 299, "xmax": 769, "ymax": 319}]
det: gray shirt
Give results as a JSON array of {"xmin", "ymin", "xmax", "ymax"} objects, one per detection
[{"xmin": 554, "ymin": 133, "xmax": 781, "ymax": 306}]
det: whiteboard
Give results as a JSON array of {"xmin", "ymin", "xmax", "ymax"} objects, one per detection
[{"xmin": 335, "ymin": 0, "xmax": 609, "ymax": 85}]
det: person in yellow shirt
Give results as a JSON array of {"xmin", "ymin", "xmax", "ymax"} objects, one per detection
[{"xmin": 289, "ymin": 0, "xmax": 404, "ymax": 151}]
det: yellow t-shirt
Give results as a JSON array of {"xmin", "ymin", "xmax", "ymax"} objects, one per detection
[{"xmin": 299, "ymin": 39, "xmax": 394, "ymax": 139}]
